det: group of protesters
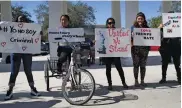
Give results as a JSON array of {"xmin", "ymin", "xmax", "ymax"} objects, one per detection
[{"xmin": 3, "ymin": 11, "xmax": 180, "ymax": 100}]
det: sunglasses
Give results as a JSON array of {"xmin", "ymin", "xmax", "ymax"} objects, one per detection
[{"xmin": 107, "ymin": 22, "xmax": 115, "ymax": 25}]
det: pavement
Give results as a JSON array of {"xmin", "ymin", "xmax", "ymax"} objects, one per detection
[{"xmin": 0, "ymin": 52, "xmax": 181, "ymax": 108}]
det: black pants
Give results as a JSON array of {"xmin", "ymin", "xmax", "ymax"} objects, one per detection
[
  {"xmin": 9, "ymin": 54, "xmax": 34, "ymax": 87},
  {"xmin": 57, "ymin": 52, "xmax": 71, "ymax": 72},
  {"xmin": 159, "ymin": 49, "xmax": 181, "ymax": 80},
  {"xmin": 131, "ymin": 46, "xmax": 149, "ymax": 81},
  {"xmin": 104, "ymin": 57, "xmax": 126, "ymax": 85}
]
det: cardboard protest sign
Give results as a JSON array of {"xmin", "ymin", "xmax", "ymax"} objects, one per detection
[
  {"xmin": 0, "ymin": 21, "xmax": 41, "ymax": 54},
  {"xmin": 48, "ymin": 28, "xmax": 85, "ymax": 42},
  {"xmin": 162, "ymin": 13, "xmax": 181, "ymax": 38},
  {"xmin": 133, "ymin": 28, "xmax": 161, "ymax": 46},
  {"xmin": 95, "ymin": 28, "xmax": 131, "ymax": 57}
]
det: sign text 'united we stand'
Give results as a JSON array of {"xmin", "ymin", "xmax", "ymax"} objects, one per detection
[{"xmin": 95, "ymin": 28, "xmax": 131, "ymax": 57}]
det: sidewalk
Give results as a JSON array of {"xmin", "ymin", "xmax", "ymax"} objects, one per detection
[
  {"xmin": 0, "ymin": 51, "xmax": 162, "ymax": 72},
  {"xmin": 0, "ymin": 64, "xmax": 180, "ymax": 108}
]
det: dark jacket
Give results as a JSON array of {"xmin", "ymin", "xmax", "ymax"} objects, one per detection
[{"xmin": 159, "ymin": 28, "xmax": 181, "ymax": 55}]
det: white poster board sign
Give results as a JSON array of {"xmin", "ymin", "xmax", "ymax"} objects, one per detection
[
  {"xmin": 162, "ymin": 13, "xmax": 181, "ymax": 38},
  {"xmin": 0, "ymin": 21, "xmax": 41, "ymax": 54},
  {"xmin": 48, "ymin": 28, "xmax": 85, "ymax": 57},
  {"xmin": 95, "ymin": 28, "xmax": 131, "ymax": 57},
  {"xmin": 133, "ymin": 28, "xmax": 161, "ymax": 46},
  {"xmin": 48, "ymin": 28, "xmax": 85, "ymax": 42}
]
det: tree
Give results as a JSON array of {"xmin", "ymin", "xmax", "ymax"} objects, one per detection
[
  {"xmin": 148, "ymin": 16, "xmax": 162, "ymax": 28},
  {"xmin": 11, "ymin": 4, "xmax": 34, "ymax": 23},
  {"xmin": 34, "ymin": 1, "xmax": 96, "ymax": 41},
  {"xmin": 67, "ymin": 1, "xmax": 96, "ymax": 27},
  {"xmin": 34, "ymin": 2, "xmax": 49, "ymax": 41},
  {"xmin": 148, "ymin": 1, "xmax": 181, "ymax": 28}
]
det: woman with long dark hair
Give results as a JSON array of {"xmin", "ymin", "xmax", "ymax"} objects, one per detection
[
  {"xmin": 103, "ymin": 17, "xmax": 128, "ymax": 90},
  {"xmin": 131, "ymin": 12, "xmax": 150, "ymax": 87}
]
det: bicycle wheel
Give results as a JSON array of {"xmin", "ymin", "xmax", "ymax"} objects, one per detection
[
  {"xmin": 44, "ymin": 62, "xmax": 50, "ymax": 91},
  {"xmin": 62, "ymin": 68, "xmax": 95, "ymax": 105}
]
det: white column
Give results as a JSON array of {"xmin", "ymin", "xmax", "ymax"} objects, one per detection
[
  {"xmin": 0, "ymin": 1, "xmax": 12, "ymax": 21},
  {"xmin": 122, "ymin": 1, "xmax": 138, "ymax": 66},
  {"xmin": 111, "ymin": 1, "xmax": 121, "ymax": 28},
  {"xmin": 125, "ymin": 1, "xmax": 139, "ymax": 28},
  {"xmin": 162, "ymin": 1, "xmax": 172, "ymax": 13},
  {"xmin": 0, "ymin": 1, "xmax": 12, "ymax": 63},
  {"xmin": 49, "ymin": 1, "xmax": 67, "ymax": 57}
]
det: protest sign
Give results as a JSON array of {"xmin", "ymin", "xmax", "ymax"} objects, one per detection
[
  {"xmin": 0, "ymin": 21, "xmax": 41, "ymax": 54},
  {"xmin": 48, "ymin": 28, "xmax": 85, "ymax": 42},
  {"xmin": 133, "ymin": 28, "xmax": 161, "ymax": 46},
  {"xmin": 162, "ymin": 13, "xmax": 181, "ymax": 38},
  {"xmin": 48, "ymin": 28, "xmax": 85, "ymax": 57},
  {"xmin": 95, "ymin": 28, "xmax": 131, "ymax": 57}
]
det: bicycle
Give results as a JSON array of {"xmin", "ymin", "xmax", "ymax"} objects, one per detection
[{"xmin": 44, "ymin": 38, "xmax": 95, "ymax": 105}]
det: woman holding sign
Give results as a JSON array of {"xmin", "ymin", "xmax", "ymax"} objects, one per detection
[
  {"xmin": 131, "ymin": 12, "xmax": 150, "ymax": 87},
  {"xmin": 5, "ymin": 15, "xmax": 40, "ymax": 100},
  {"xmin": 103, "ymin": 18, "xmax": 128, "ymax": 90}
]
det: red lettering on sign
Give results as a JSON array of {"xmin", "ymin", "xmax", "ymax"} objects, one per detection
[
  {"xmin": 109, "ymin": 44, "xmax": 130, "ymax": 53},
  {"xmin": 108, "ymin": 28, "xmax": 129, "ymax": 37},
  {"xmin": 141, "ymin": 28, "xmax": 151, "ymax": 32}
]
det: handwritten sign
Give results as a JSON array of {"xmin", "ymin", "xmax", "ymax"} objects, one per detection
[
  {"xmin": 95, "ymin": 28, "xmax": 131, "ymax": 57},
  {"xmin": 48, "ymin": 28, "xmax": 85, "ymax": 42},
  {"xmin": 0, "ymin": 21, "xmax": 41, "ymax": 54},
  {"xmin": 162, "ymin": 13, "xmax": 181, "ymax": 38},
  {"xmin": 133, "ymin": 28, "xmax": 161, "ymax": 46}
]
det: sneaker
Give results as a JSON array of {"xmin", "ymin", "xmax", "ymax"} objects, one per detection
[
  {"xmin": 4, "ymin": 89, "xmax": 13, "ymax": 100},
  {"xmin": 159, "ymin": 79, "xmax": 167, "ymax": 84},
  {"xmin": 30, "ymin": 87, "xmax": 41, "ymax": 96}
]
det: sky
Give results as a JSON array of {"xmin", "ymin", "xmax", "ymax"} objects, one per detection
[{"xmin": 11, "ymin": 1, "xmax": 162, "ymax": 28}]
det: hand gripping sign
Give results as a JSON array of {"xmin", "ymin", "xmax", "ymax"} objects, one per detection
[{"xmin": 0, "ymin": 21, "xmax": 41, "ymax": 54}]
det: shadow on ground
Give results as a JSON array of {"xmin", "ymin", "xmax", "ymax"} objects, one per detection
[
  {"xmin": 0, "ymin": 99, "xmax": 61, "ymax": 108},
  {"xmin": 0, "ymin": 81, "xmax": 180, "ymax": 107},
  {"xmin": 0, "ymin": 84, "xmax": 138, "ymax": 107}
]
